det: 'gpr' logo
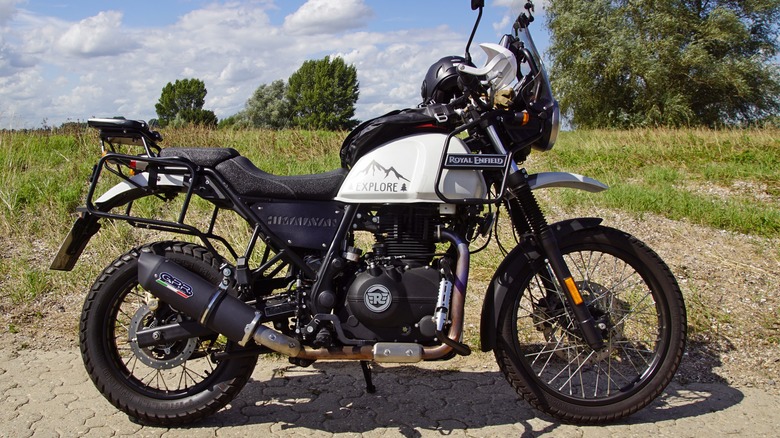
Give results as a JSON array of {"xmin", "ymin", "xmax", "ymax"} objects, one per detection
[{"xmin": 156, "ymin": 272, "xmax": 194, "ymax": 299}]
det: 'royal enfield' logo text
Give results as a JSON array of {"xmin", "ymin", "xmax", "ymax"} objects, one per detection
[
  {"xmin": 266, "ymin": 216, "xmax": 339, "ymax": 227},
  {"xmin": 445, "ymin": 154, "xmax": 507, "ymax": 169},
  {"xmin": 364, "ymin": 285, "xmax": 392, "ymax": 313}
]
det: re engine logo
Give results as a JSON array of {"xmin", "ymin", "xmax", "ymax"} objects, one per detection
[
  {"xmin": 156, "ymin": 272, "xmax": 194, "ymax": 299},
  {"xmin": 364, "ymin": 285, "xmax": 392, "ymax": 313}
]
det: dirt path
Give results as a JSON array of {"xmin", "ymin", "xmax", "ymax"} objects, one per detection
[
  {"xmin": 1, "ymin": 348, "xmax": 779, "ymax": 437},
  {"xmin": 2, "ymin": 207, "xmax": 779, "ymax": 434}
]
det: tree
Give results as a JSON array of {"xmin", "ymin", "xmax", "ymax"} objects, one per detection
[
  {"xmin": 286, "ymin": 56, "xmax": 360, "ymax": 130},
  {"xmin": 546, "ymin": 0, "xmax": 780, "ymax": 128},
  {"xmin": 217, "ymin": 114, "xmax": 243, "ymax": 129},
  {"xmin": 155, "ymin": 78, "xmax": 218, "ymax": 127},
  {"xmin": 243, "ymin": 79, "xmax": 291, "ymax": 129}
]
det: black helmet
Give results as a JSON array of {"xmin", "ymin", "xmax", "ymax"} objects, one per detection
[{"xmin": 420, "ymin": 55, "xmax": 470, "ymax": 105}]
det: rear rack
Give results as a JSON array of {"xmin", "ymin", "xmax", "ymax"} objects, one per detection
[
  {"xmin": 84, "ymin": 151, "xmax": 239, "ymax": 259},
  {"xmin": 88, "ymin": 118, "xmax": 163, "ymax": 157}
]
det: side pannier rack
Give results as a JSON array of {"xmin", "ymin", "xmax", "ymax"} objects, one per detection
[{"xmin": 82, "ymin": 118, "xmax": 240, "ymax": 259}]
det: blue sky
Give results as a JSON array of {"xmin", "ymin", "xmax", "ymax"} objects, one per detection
[{"xmin": 0, "ymin": 0, "xmax": 550, "ymax": 128}]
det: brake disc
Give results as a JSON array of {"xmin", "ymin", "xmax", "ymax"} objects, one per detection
[
  {"xmin": 536, "ymin": 281, "xmax": 625, "ymax": 364},
  {"xmin": 128, "ymin": 304, "xmax": 197, "ymax": 369}
]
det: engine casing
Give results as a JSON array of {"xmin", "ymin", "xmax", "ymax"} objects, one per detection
[{"xmin": 341, "ymin": 264, "xmax": 440, "ymax": 343}]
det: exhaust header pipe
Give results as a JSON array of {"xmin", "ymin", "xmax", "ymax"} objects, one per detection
[{"xmin": 137, "ymin": 252, "xmax": 301, "ymax": 356}]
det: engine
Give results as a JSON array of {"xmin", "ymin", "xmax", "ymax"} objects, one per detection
[
  {"xmin": 371, "ymin": 205, "xmax": 437, "ymax": 263},
  {"xmin": 337, "ymin": 205, "xmax": 445, "ymax": 344}
]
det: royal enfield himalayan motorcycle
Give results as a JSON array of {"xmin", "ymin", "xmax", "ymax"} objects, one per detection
[{"xmin": 51, "ymin": 0, "xmax": 686, "ymax": 426}]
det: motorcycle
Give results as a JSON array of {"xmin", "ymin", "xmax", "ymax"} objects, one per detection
[{"xmin": 51, "ymin": 0, "xmax": 686, "ymax": 426}]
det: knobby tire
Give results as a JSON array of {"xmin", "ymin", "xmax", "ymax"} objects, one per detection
[
  {"xmin": 79, "ymin": 241, "xmax": 257, "ymax": 426},
  {"xmin": 494, "ymin": 226, "xmax": 687, "ymax": 423}
]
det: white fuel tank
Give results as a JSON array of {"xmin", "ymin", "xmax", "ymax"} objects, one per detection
[{"xmin": 335, "ymin": 133, "xmax": 487, "ymax": 203}]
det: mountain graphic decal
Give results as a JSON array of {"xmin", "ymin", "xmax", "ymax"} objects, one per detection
[{"xmin": 359, "ymin": 160, "xmax": 410, "ymax": 182}]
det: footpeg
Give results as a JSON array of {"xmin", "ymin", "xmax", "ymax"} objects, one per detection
[{"xmin": 313, "ymin": 328, "xmax": 332, "ymax": 348}]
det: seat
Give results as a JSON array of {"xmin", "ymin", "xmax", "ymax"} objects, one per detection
[
  {"xmin": 216, "ymin": 156, "xmax": 348, "ymax": 201},
  {"xmin": 161, "ymin": 147, "xmax": 240, "ymax": 167}
]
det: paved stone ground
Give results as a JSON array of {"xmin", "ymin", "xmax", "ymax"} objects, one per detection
[{"xmin": 1, "ymin": 348, "xmax": 778, "ymax": 437}]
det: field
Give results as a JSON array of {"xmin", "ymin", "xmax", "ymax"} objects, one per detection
[{"xmin": 0, "ymin": 125, "xmax": 778, "ymax": 391}]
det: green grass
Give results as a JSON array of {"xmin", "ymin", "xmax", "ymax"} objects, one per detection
[
  {"xmin": 0, "ymin": 129, "xmax": 94, "ymax": 236},
  {"xmin": 530, "ymin": 128, "xmax": 780, "ymax": 237},
  {"xmin": 1, "ymin": 125, "xmax": 777, "ymax": 347},
  {"xmin": 4, "ymin": 125, "xmax": 776, "ymax": 240}
]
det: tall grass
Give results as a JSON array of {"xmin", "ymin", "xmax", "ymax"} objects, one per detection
[
  {"xmin": 161, "ymin": 126, "xmax": 345, "ymax": 173},
  {"xmin": 0, "ymin": 128, "xmax": 94, "ymax": 237},
  {"xmin": 4, "ymin": 126, "xmax": 775, "ymax": 241},
  {"xmin": 0, "ymin": 126, "xmax": 351, "ymax": 307},
  {"xmin": 529, "ymin": 128, "xmax": 780, "ymax": 237},
  {"xmin": 1, "ymin": 125, "xmax": 777, "ymax": 343}
]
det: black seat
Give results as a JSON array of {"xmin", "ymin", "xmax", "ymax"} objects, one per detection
[
  {"xmin": 215, "ymin": 156, "xmax": 348, "ymax": 201},
  {"xmin": 161, "ymin": 147, "xmax": 240, "ymax": 167}
]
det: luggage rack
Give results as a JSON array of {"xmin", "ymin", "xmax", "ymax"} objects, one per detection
[
  {"xmin": 83, "ymin": 119, "xmax": 240, "ymax": 259},
  {"xmin": 88, "ymin": 118, "xmax": 163, "ymax": 157}
]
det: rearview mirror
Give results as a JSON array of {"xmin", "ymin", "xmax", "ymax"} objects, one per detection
[{"xmin": 471, "ymin": 0, "xmax": 484, "ymax": 10}]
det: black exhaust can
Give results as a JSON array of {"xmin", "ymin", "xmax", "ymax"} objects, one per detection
[{"xmin": 137, "ymin": 252, "xmax": 259, "ymax": 345}]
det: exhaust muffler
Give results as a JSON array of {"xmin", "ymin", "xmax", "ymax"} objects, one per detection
[{"xmin": 137, "ymin": 252, "xmax": 301, "ymax": 356}]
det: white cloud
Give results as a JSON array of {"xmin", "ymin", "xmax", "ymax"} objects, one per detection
[
  {"xmin": 492, "ymin": 13, "xmax": 512, "ymax": 33},
  {"xmin": 57, "ymin": 11, "xmax": 139, "ymax": 57},
  {"xmin": 283, "ymin": 0, "xmax": 373, "ymax": 35},
  {"xmin": 0, "ymin": 1, "xmax": 521, "ymax": 129},
  {"xmin": 0, "ymin": 0, "xmax": 20, "ymax": 25}
]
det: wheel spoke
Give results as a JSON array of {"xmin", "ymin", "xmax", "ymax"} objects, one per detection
[
  {"xmin": 106, "ymin": 272, "xmax": 229, "ymax": 395},
  {"xmin": 512, "ymin": 246, "xmax": 668, "ymax": 401}
]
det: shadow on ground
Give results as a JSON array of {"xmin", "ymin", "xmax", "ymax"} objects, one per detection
[{"xmin": 181, "ymin": 359, "xmax": 744, "ymax": 436}]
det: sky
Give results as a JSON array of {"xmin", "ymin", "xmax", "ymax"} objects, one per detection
[{"xmin": 0, "ymin": 0, "xmax": 550, "ymax": 129}]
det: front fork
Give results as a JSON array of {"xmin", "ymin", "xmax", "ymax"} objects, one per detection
[{"xmin": 505, "ymin": 170, "xmax": 605, "ymax": 351}]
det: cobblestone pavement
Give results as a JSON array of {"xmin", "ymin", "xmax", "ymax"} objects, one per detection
[{"xmin": 1, "ymin": 348, "xmax": 778, "ymax": 437}]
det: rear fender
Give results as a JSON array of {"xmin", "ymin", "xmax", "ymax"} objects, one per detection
[
  {"xmin": 50, "ymin": 212, "xmax": 101, "ymax": 271},
  {"xmin": 94, "ymin": 172, "xmax": 188, "ymax": 210},
  {"xmin": 479, "ymin": 217, "xmax": 603, "ymax": 352},
  {"xmin": 50, "ymin": 173, "xmax": 188, "ymax": 271}
]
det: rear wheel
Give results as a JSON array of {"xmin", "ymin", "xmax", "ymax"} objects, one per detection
[
  {"xmin": 494, "ymin": 226, "xmax": 686, "ymax": 423},
  {"xmin": 80, "ymin": 242, "xmax": 257, "ymax": 425}
]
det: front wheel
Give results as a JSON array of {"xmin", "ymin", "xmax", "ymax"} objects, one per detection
[
  {"xmin": 80, "ymin": 242, "xmax": 257, "ymax": 426},
  {"xmin": 494, "ymin": 226, "xmax": 686, "ymax": 423}
]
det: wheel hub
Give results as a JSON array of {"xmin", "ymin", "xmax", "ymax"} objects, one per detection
[
  {"xmin": 128, "ymin": 305, "xmax": 197, "ymax": 369},
  {"xmin": 534, "ymin": 281, "xmax": 625, "ymax": 363}
]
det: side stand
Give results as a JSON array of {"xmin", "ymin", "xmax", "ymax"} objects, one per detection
[{"xmin": 360, "ymin": 361, "xmax": 376, "ymax": 393}]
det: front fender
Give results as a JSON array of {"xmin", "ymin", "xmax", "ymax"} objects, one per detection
[
  {"xmin": 479, "ymin": 217, "xmax": 603, "ymax": 352},
  {"xmin": 527, "ymin": 172, "xmax": 608, "ymax": 193}
]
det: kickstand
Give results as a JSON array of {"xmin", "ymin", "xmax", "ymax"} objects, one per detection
[{"xmin": 360, "ymin": 360, "xmax": 376, "ymax": 394}]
